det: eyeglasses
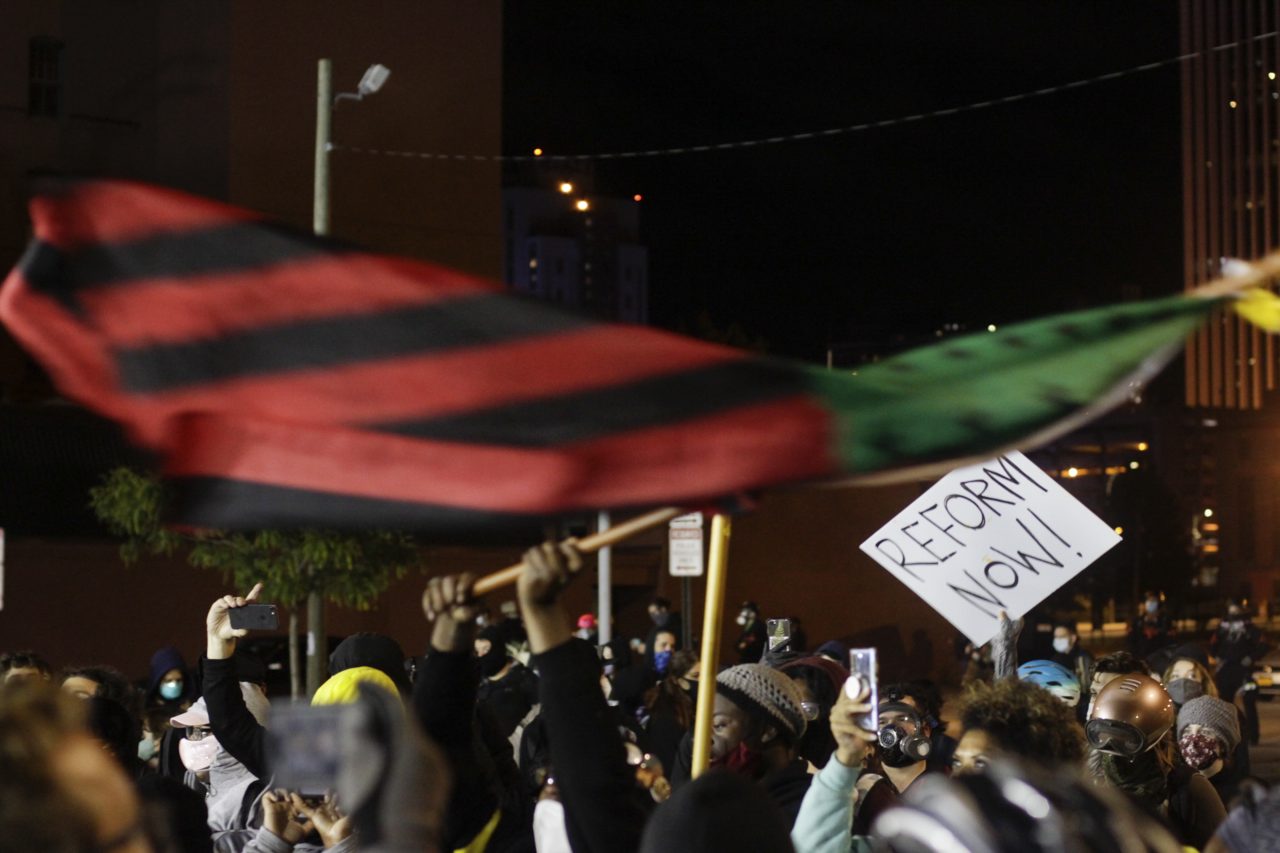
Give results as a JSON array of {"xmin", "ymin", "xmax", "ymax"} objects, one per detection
[
  {"xmin": 800, "ymin": 701, "xmax": 821, "ymax": 722},
  {"xmin": 185, "ymin": 726, "xmax": 214, "ymax": 741}
]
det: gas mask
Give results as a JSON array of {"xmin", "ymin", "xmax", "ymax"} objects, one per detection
[{"xmin": 878, "ymin": 723, "xmax": 931, "ymax": 767}]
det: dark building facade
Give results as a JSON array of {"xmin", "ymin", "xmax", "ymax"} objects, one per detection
[{"xmin": 1179, "ymin": 0, "xmax": 1280, "ymax": 611}]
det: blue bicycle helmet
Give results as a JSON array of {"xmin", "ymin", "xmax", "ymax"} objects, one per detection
[{"xmin": 1017, "ymin": 659, "xmax": 1081, "ymax": 708}]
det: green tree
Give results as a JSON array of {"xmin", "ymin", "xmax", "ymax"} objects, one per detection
[{"xmin": 90, "ymin": 467, "xmax": 423, "ymax": 697}]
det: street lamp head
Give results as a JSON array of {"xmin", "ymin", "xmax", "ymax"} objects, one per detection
[{"xmin": 358, "ymin": 64, "xmax": 391, "ymax": 96}]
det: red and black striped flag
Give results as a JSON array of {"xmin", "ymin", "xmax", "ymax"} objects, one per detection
[{"xmin": 0, "ymin": 181, "xmax": 1247, "ymax": 533}]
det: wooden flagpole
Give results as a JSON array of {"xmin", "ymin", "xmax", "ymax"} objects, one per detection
[
  {"xmin": 471, "ymin": 506, "xmax": 682, "ymax": 597},
  {"xmin": 691, "ymin": 513, "xmax": 732, "ymax": 778}
]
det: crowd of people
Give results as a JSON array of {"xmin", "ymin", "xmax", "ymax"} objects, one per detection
[{"xmin": 1, "ymin": 553, "xmax": 1276, "ymax": 853}]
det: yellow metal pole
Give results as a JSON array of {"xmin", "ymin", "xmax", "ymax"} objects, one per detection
[{"xmin": 691, "ymin": 513, "xmax": 731, "ymax": 778}]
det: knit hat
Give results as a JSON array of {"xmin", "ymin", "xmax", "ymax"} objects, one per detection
[
  {"xmin": 1177, "ymin": 695, "xmax": 1241, "ymax": 752},
  {"xmin": 716, "ymin": 664, "xmax": 807, "ymax": 743},
  {"xmin": 329, "ymin": 633, "xmax": 411, "ymax": 696}
]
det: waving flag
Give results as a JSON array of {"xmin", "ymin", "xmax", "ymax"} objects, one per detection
[{"xmin": 0, "ymin": 181, "xmax": 1271, "ymax": 533}]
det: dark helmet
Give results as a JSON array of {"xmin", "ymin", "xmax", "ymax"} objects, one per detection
[
  {"xmin": 872, "ymin": 758, "xmax": 1183, "ymax": 853},
  {"xmin": 1086, "ymin": 673, "xmax": 1174, "ymax": 756}
]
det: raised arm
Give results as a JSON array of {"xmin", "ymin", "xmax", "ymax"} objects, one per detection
[
  {"xmin": 203, "ymin": 583, "xmax": 268, "ymax": 777},
  {"xmin": 519, "ymin": 541, "xmax": 649, "ymax": 853}
]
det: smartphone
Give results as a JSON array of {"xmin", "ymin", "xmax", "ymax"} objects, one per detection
[
  {"xmin": 263, "ymin": 702, "xmax": 344, "ymax": 797},
  {"xmin": 848, "ymin": 647, "xmax": 879, "ymax": 732},
  {"xmin": 229, "ymin": 603, "xmax": 279, "ymax": 631},
  {"xmin": 767, "ymin": 618, "xmax": 792, "ymax": 652}
]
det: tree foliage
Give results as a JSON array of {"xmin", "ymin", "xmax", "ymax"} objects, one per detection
[{"xmin": 90, "ymin": 467, "xmax": 422, "ymax": 609}]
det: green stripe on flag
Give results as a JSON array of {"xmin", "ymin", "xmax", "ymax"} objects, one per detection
[{"xmin": 806, "ymin": 294, "xmax": 1221, "ymax": 475}]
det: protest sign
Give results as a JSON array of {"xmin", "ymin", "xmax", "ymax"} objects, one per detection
[{"xmin": 859, "ymin": 452, "xmax": 1120, "ymax": 646}]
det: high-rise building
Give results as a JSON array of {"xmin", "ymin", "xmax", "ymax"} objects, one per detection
[{"xmin": 1180, "ymin": 0, "xmax": 1280, "ymax": 608}]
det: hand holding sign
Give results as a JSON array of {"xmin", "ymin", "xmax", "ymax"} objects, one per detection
[{"xmin": 859, "ymin": 452, "xmax": 1120, "ymax": 646}]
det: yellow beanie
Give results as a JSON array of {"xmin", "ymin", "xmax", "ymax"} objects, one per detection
[{"xmin": 311, "ymin": 665, "xmax": 398, "ymax": 706}]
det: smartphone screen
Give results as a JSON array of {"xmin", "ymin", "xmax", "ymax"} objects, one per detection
[
  {"xmin": 848, "ymin": 647, "xmax": 878, "ymax": 732},
  {"xmin": 263, "ymin": 703, "xmax": 344, "ymax": 797}
]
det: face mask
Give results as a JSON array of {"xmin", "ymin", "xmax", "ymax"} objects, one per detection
[
  {"xmin": 650, "ymin": 611, "xmax": 668, "ymax": 626},
  {"xmin": 138, "ymin": 735, "xmax": 157, "ymax": 762},
  {"xmin": 1052, "ymin": 637, "xmax": 1072, "ymax": 654},
  {"xmin": 178, "ymin": 735, "xmax": 220, "ymax": 773},
  {"xmin": 736, "ymin": 613, "xmax": 749, "ymax": 627},
  {"xmin": 476, "ymin": 615, "xmax": 491, "ymax": 629},
  {"xmin": 479, "ymin": 647, "xmax": 508, "ymax": 677},
  {"xmin": 711, "ymin": 741, "xmax": 762, "ymax": 777},
  {"xmin": 683, "ymin": 679, "xmax": 699, "ymax": 702},
  {"xmin": 1145, "ymin": 599, "xmax": 1159, "ymax": 614},
  {"xmin": 653, "ymin": 650, "xmax": 672, "ymax": 675},
  {"xmin": 602, "ymin": 662, "xmax": 615, "ymax": 678},
  {"xmin": 1166, "ymin": 677, "xmax": 1204, "ymax": 706},
  {"xmin": 574, "ymin": 628, "xmax": 593, "ymax": 640},
  {"xmin": 1179, "ymin": 731, "xmax": 1223, "ymax": 772},
  {"xmin": 159, "ymin": 679, "xmax": 184, "ymax": 701}
]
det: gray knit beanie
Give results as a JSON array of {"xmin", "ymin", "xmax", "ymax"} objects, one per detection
[
  {"xmin": 716, "ymin": 663, "xmax": 807, "ymax": 743},
  {"xmin": 1177, "ymin": 695, "xmax": 1240, "ymax": 752}
]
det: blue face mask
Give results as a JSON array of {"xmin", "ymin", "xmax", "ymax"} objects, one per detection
[
  {"xmin": 138, "ymin": 735, "xmax": 157, "ymax": 762},
  {"xmin": 654, "ymin": 650, "xmax": 673, "ymax": 675},
  {"xmin": 159, "ymin": 679, "xmax": 184, "ymax": 701}
]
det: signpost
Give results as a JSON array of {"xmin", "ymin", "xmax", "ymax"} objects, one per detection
[
  {"xmin": 669, "ymin": 512, "xmax": 705, "ymax": 577},
  {"xmin": 860, "ymin": 452, "xmax": 1121, "ymax": 646}
]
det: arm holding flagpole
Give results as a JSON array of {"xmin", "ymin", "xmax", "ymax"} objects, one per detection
[{"xmin": 472, "ymin": 506, "xmax": 683, "ymax": 596}]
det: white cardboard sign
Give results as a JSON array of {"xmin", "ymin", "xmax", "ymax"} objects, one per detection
[
  {"xmin": 859, "ymin": 452, "xmax": 1120, "ymax": 646},
  {"xmin": 668, "ymin": 513, "xmax": 705, "ymax": 577}
]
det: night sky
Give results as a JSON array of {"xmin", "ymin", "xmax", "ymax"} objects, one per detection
[{"xmin": 503, "ymin": 2, "xmax": 1183, "ymax": 360}]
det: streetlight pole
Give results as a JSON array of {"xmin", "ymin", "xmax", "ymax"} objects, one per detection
[
  {"xmin": 304, "ymin": 58, "xmax": 389, "ymax": 697},
  {"xmin": 314, "ymin": 58, "xmax": 333, "ymax": 237}
]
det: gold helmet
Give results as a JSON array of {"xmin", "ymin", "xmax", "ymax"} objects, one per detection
[{"xmin": 1085, "ymin": 673, "xmax": 1174, "ymax": 756}]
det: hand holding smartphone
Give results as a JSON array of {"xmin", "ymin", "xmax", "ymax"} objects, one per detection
[
  {"xmin": 229, "ymin": 603, "xmax": 279, "ymax": 631},
  {"xmin": 847, "ymin": 647, "xmax": 878, "ymax": 732}
]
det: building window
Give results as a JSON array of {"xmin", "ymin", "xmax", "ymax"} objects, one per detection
[{"xmin": 28, "ymin": 38, "xmax": 63, "ymax": 117}]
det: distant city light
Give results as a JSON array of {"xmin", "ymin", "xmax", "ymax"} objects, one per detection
[
  {"xmin": 634, "ymin": 194, "xmax": 643, "ymax": 202},
  {"xmin": 1066, "ymin": 467, "xmax": 1079, "ymax": 478},
  {"xmin": 1129, "ymin": 461, "xmax": 1140, "ymax": 470},
  {"xmin": 987, "ymin": 324, "xmax": 997, "ymax": 332},
  {"xmin": 558, "ymin": 182, "xmax": 574, "ymax": 194},
  {"xmin": 1137, "ymin": 441, "xmax": 1148, "ymax": 451},
  {"xmin": 1204, "ymin": 508, "xmax": 1214, "ymax": 518},
  {"xmin": 575, "ymin": 199, "xmax": 590, "ymax": 211},
  {"xmin": 533, "ymin": 147, "xmax": 544, "ymax": 156}
]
